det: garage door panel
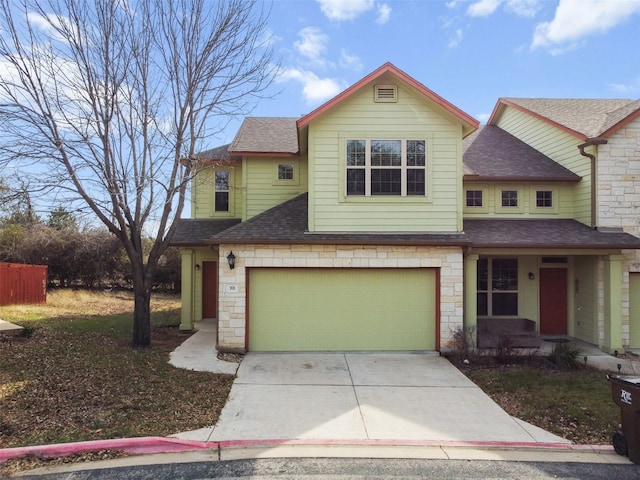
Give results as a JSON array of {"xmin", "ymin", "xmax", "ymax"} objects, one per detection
[{"xmin": 249, "ymin": 268, "xmax": 436, "ymax": 351}]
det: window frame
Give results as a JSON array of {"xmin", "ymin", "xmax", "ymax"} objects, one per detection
[
  {"xmin": 273, "ymin": 159, "xmax": 300, "ymax": 186},
  {"xmin": 477, "ymin": 257, "xmax": 519, "ymax": 317},
  {"xmin": 345, "ymin": 138, "xmax": 428, "ymax": 198},
  {"xmin": 495, "ymin": 187, "xmax": 523, "ymax": 214},
  {"xmin": 211, "ymin": 167, "xmax": 234, "ymax": 217},
  {"xmin": 530, "ymin": 186, "xmax": 559, "ymax": 214}
]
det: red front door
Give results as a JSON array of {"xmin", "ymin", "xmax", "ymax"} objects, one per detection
[
  {"xmin": 539, "ymin": 268, "xmax": 568, "ymax": 335},
  {"xmin": 202, "ymin": 261, "xmax": 217, "ymax": 319}
]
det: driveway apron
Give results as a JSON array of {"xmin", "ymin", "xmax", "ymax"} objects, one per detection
[{"xmin": 186, "ymin": 353, "xmax": 568, "ymax": 444}]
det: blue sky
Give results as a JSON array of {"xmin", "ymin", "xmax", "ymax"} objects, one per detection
[{"xmin": 217, "ymin": 0, "xmax": 640, "ymax": 144}]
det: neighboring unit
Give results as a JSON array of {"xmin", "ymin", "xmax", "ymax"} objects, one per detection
[{"xmin": 170, "ymin": 63, "xmax": 640, "ymax": 355}]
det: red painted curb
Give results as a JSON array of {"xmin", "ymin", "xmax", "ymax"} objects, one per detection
[
  {"xmin": 0, "ymin": 437, "xmax": 218, "ymax": 462},
  {"xmin": 0, "ymin": 437, "xmax": 614, "ymax": 463}
]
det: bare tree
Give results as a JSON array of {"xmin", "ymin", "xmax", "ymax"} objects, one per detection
[{"xmin": 0, "ymin": 0, "xmax": 277, "ymax": 346}]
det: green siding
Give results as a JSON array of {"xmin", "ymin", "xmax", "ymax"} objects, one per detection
[
  {"xmin": 244, "ymin": 156, "xmax": 308, "ymax": 220},
  {"xmin": 191, "ymin": 164, "xmax": 243, "ymax": 219},
  {"xmin": 463, "ymin": 183, "xmax": 575, "ymax": 218},
  {"xmin": 307, "ymin": 77, "xmax": 464, "ymax": 233},
  {"xmin": 495, "ymin": 107, "xmax": 591, "ymax": 225},
  {"xmin": 574, "ymin": 256, "xmax": 597, "ymax": 343},
  {"xmin": 248, "ymin": 268, "xmax": 436, "ymax": 351}
]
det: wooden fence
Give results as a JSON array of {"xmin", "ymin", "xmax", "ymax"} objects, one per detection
[{"xmin": 0, "ymin": 262, "xmax": 47, "ymax": 306}]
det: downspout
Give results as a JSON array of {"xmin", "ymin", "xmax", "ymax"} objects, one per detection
[{"xmin": 577, "ymin": 137, "xmax": 608, "ymax": 229}]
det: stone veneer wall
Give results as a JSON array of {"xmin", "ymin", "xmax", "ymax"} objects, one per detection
[
  {"xmin": 597, "ymin": 118, "xmax": 640, "ymax": 348},
  {"xmin": 217, "ymin": 244, "xmax": 464, "ymax": 352}
]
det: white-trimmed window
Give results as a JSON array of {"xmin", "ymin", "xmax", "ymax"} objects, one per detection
[
  {"xmin": 278, "ymin": 163, "xmax": 294, "ymax": 180},
  {"xmin": 346, "ymin": 139, "xmax": 426, "ymax": 196},
  {"xmin": 477, "ymin": 257, "xmax": 518, "ymax": 316},
  {"xmin": 536, "ymin": 190, "xmax": 553, "ymax": 208},
  {"xmin": 466, "ymin": 189, "xmax": 483, "ymax": 207},
  {"xmin": 214, "ymin": 170, "xmax": 230, "ymax": 212},
  {"xmin": 501, "ymin": 190, "xmax": 518, "ymax": 207}
]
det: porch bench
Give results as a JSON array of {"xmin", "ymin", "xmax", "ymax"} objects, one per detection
[{"xmin": 477, "ymin": 317, "xmax": 540, "ymax": 349}]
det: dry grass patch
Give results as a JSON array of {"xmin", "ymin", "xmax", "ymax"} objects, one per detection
[{"xmin": 0, "ymin": 289, "xmax": 234, "ymax": 454}]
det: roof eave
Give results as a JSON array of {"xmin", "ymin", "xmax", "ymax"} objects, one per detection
[
  {"xmin": 463, "ymin": 175, "xmax": 581, "ymax": 183},
  {"xmin": 227, "ymin": 151, "xmax": 300, "ymax": 158}
]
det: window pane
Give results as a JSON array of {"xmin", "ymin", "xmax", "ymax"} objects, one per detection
[
  {"xmin": 492, "ymin": 293, "xmax": 518, "ymax": 316},
  {"xmin": 477, "ymin": 292, "xmax": 488, "ymax": 316},
  {"xmin": 215, "ymin": 192, "xmax": 229, "ymax": 212},
  {"xmin": 371, "ymin": 140, "xmax": 401, "ymax": 166},
  {"xmin": 492, "ymin": 258, "xmax": 518, "ymax": 291},
  {"xmin": 278, "ymin": 164, "xmax": 294, "ymax": 180},
  {"xmin": 347, "ymin": 140, "xmax": 366, "ymax": 166},
  {"xmin": 466, "ymin": 190, "xmax": 483, "ymax": 207},
  {"xmin": 501, "ymin": 190, "xmax": 518, "ymax": 207},
  {"xmin": 477, "ymin": 258, "xmax": 488, "ymax": 291},
  {"xmin": 347, "ymin": 169, "xmax": 365, "ymax": 195},
  {"xmin": 536, "ymin": 190, "xmax": 552, "ymax": 207},
  {"xmin": 407, "ymin": 169, "xmax": 425, "ymax": 195},
  {"xmin": 215, "ymin": 171, "xmax": 229, "ymax": 191},
  {"xmin": 407, "ymin": 140, "xmax": 425, "ymax": 166},
  {"xmin": 371, "ymin": 169, "xmax": 401, "ymax": 195}
]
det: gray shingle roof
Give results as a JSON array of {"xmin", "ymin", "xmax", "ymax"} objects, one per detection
[
  {"xmin": 501, "ymin": 98, "xmax": 639, "ymax": 138},
  {"xmin": 208, "ymin": 193, "xmax": 640, "ymax": 249},
  {"xmin": 193, "ymin": 144, "xmax": 241, "ymax": 162},
  {"xmin": 170, "ymin": 219, "xmax": 242, "ymax": 246},
  {"xmin": 229, "ymin": 117, "xmax": 299, "ymax": 154},
  {"xmin": 464, "ymin": 219, "xmax": 640, "ymax": 249},
  {"xmin": 211, "ymin": 193, "xmax": 470, "ymax": 246},
  {"xmin": 463, "ymin": 126, "xmax": 580, "ymax": 181}
]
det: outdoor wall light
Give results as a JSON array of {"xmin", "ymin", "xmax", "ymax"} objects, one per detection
[
  {"xmin": 194, "ymin": 264, "xmax": 200, "ymax": 271},
  {"xmin": 528, "ymin": 272, "xmax": 535, "ymax": 280},
  {"xmin": 227, "ymin": 251, "xmax": 236, "ymax": 270}
]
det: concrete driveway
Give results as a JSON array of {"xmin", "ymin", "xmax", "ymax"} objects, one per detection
[{"xmin": 176, "ymin": 352, "xmax": 569, "ymax": 445}]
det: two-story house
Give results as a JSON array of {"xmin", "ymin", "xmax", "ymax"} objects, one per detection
[{"xmin": 170, "ymin": 63, "xmax": 640, "ymax": 355}]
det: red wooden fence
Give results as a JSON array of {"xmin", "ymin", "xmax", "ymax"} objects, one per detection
[{"xmin": 0, "ymin": 262, "xmax": 47, "ymax": 306}]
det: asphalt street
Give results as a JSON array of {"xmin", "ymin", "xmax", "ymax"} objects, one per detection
[{"xmin": 14, "ymin": 457, "xmax": 640, "ymax": 480}]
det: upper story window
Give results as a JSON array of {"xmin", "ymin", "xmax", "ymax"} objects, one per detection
[
  {"xmin": 214, "ymin": 170, "xmax": 230, "ymax": 212},
  {"xmin": 536, "ymin": 190, "xmax": 553, "ymax": 208},
  {"xmin": 346, "ymin": 139, "xmax": 426, "ymax": 197},
  {"xmin": 278, "ymin": 163, "xmax": 294, "ymax": 180},
  {"xmin": 501, "ymin": 190, "xmax": 518, "ymax": 207},
  {"xmin": 466, "ymin": 190, "xmax": 483, "ymax": 207}
]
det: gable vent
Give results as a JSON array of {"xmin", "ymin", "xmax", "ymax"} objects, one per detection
[{"xmin": 374, "ymin": 84, "xmax": 397, "ymax": 103}]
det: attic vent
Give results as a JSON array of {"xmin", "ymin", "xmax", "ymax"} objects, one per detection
[{"xmin": 374, "ymin": 84, "xmax": 397, "ymax": 103}]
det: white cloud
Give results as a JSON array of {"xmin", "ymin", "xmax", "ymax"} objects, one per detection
[
  {"xmin": 467, "ymin": 0, "xmax": 501, "ymax": 17},
  {"xmin": 532, "ymin": 0, "xmax": 640, "ymax": 52},
  {"xmin": 278, "ymin": 68, "xmax": 346, "ymax": 104},
  {"xmin": 339, "ymin": 49, "xmax": 363, "ymax": 71},
  {"xmin": 476, "ymin": 112, "xmax": 491, "ymax": 124},
  {"xmin": 376, "ymin": 4, "xmax": 392, "ymax": 24},
  {"xmin": 467, "ymin": 0, "xmax": 540, "ymax": 17},
  {"xmin": 504, "ymin": 0, "xmax": 540, "ymax": 17},
  {"xmin": 316, "ymin": 0, "xmax": 390, "ymax": 23},
  {"xmin": 294, "ymin": 27, "xmax": 329, "ymax": 65},
  {"xmin": 448, "ymin": 28, "xmax": 464, "ymax": 48},
  {"xmin": 608, "ymin": 76, "xmax": 640, "ymax": 95}
]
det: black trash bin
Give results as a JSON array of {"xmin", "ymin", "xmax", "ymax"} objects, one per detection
[{"xmin": 608, "ymin": 374, "xmax": 640, "ymax": 464}]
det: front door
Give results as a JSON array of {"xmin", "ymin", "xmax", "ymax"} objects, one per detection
[
  {"xmin": 202, "ymin": 261, "xmax": 217, "ymax": 319},
  {"xmin": 540, "ymin": 268, "xmax": 567, "ymax": 335}
]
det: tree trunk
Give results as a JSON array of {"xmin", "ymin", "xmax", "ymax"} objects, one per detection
[{"xmin": 132, "ymin": 271, "xmax": 151, "ymax": 348}]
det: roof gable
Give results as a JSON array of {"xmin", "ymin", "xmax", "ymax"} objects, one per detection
[
  {"xmin": 488, "ymin": 98, "xmax": 640, "ymax": 139},
  {"xmin": 297, "ymin": 62, "xmax": 479, "ymax": 137}
]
